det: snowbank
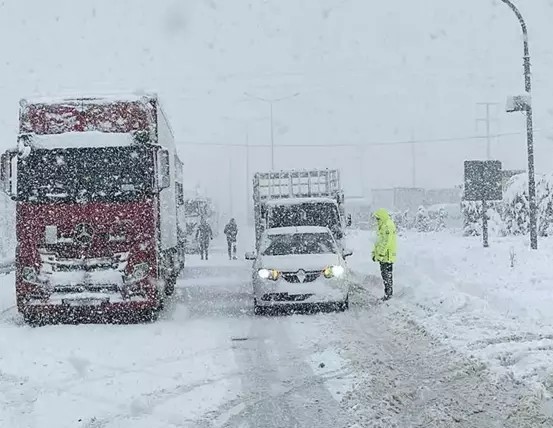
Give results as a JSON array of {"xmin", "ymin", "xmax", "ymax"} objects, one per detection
[{"xmin": 346, "ymin": 229, "xmax": 553, "ymax": 399}]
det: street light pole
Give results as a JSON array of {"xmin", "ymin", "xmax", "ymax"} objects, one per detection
[
  {"xmin": 270, "ymin": 102, "xmax": 274, "ymax": 170},
  {"xmin": 243, "ymin": 92, "xmax": 300, "ymax": 171},
  {"xmin": 501, "ymin": 0, "xmax": 537, "ymax": 250}
]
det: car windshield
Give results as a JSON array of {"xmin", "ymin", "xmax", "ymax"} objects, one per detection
[
  {"xmin": 261, "ymin": 232, "xmax": 337, "ymax": 256},
  {"xmin": 17, "ymin": 146, "xmax": 155, "ymax": 203}
]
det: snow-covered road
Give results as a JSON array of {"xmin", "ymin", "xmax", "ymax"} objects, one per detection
[{"xmin": 0, "ymin": 239, "xmax": 551, "ymax": 427}]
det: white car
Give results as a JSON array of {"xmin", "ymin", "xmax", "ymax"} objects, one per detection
[{"xmin": 246, "ymin": 226, "xmax": 353, "ymax": 314}]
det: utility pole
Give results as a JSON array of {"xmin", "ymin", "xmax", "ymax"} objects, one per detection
[
  {"xmin": 228, "ymin": 150, "xmax": 233, "ymax": 217},
  {"xmin": 410, "ymin": 130, "xmax": 416, "ymax": 187},
  {"xmin": 476, "ymin": 102, "xmax": 499, "ymax": 160},
  {"xmin": 245, "ymin": 130, "xmax": 251, "ymax": 226},
  {"xmin": 243, "ymin": 92, "xmax": 300, "ymax": 171}
]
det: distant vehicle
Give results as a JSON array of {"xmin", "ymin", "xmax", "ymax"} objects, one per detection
[
  {"xmin": 246, "ymin": 226, "xmax": 353, "ymax": 314},
  {"xmin": 0, "ymin": 93, "xmax": 185, "ymax": 324},
  {"xmin": 252, "ymin": 169, "xmax": 351, "ymax": 250}
]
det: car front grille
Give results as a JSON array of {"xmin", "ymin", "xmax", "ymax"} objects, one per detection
[
  {"xmin": 261, "ymin": 293, "xmax": 313, "ymax": 302},
  {"xmin": 281, "ymin": 271, "xmax": 321, "ymax": 283}
]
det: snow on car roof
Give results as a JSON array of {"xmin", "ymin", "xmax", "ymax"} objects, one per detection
[
  {"xmin": 22, "ymin": 92, "xmax": 157, "ymax": 105},
  {"xmin": 264, "ymin": 226, "xmax": 332, "ymax": 235},
  {"xmin": 265, "ymin": 197, "xmax": 338, "ymax": 206},
  {"xmin": 29, "ymin": 131, "xmax": 135, "ymax": 149}
]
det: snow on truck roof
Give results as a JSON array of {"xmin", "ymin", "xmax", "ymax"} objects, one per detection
[
  {"xmin": 265, "ymin": 197, "xmax": 338, "ymax": 206},
  {"xmin": 265, "ymin": 226, "xmax": 332, "ymax": 235},
  {"xmin": 22, "ymin": 92, "xmax": 158, "ymax": 106},
  {"xmin": 30, "ymin": 131, "xmax": 135, "ymax": 149}
]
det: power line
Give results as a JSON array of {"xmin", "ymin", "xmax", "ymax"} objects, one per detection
[{"xmin": 178, "ymin": 128, "xmax": 552, "ymax": 148}]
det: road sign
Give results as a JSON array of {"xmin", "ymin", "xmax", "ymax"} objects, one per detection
[
  {"xmin": 464, "ymin": 160, "xmax": 503, "ymax": 248},
  {"xmin": 464, "ymin": 160, "xmax": 502, "ymax": 202}
]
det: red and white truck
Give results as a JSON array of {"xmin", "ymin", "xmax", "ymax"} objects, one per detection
[{"xmin": 0, "ymin": 93, "xmax": 186, "ymax": 324}]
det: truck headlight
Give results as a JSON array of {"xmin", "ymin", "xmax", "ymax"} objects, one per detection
[
  {"xmin": 323, "ymin": 265, "xmax": 345, "ymax": 278},
  {"xmin": 126, "ymin": 263, "xmax": 150, "ymax": 284},
  {"xmin": 258, "ymin": 268, "xmax": 280, "ymax": 281},
  {"xmin": 22, "ymin": 266, "xmax": 38, "ymax": 283}
]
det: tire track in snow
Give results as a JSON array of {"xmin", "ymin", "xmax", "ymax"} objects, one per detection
[{"xmin": 227, "ymin": 316, "xmax": 353, "ymax": 428}]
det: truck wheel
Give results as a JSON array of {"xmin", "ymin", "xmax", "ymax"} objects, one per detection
[
  {"xmin": 338, "ymin": 295, "xmax": 349, "ymax": 312},
  {"xmin": 165, "ymin": 275, "xmax": 176, "ymax": 296},
  {"xmin": 23, "ymin": 312, "xmax": 44, "ymax": 327}
]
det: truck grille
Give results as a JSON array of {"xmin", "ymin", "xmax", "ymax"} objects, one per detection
[{"xmin": 37, "ymin": 250, "xmax": 128, "ymax": 290}]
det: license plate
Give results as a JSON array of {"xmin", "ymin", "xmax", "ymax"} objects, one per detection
[{"xmin": 62, "ymin": 298, "xmax": 109, "ymax": 307}]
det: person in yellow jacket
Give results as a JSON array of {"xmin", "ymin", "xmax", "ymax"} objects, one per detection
[{"xmin": 371, "ymin": 208, "xmax": 397, "ymax": 300}]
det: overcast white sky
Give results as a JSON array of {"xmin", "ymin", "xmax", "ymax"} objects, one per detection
[{"xmin": 0, "ymin": 0, "xmax": 552, "ymax": 222}]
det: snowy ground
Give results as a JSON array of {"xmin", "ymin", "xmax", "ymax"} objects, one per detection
[
  {"xmin": 0, "ymin": 232, "xmax": 552, "ymax": 427},
  {"xmin": 349, "ymin": 229, "xmax": 553, "ymax": 414}
]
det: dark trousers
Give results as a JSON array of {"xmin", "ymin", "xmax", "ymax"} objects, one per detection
[
  {"xmin": 199, "ymin": 241, "xmax": 209, "ymax": 260},
  {"xmin": 227, "ymin": 239, "xmax": 237, "ymax": 259},
  {"xmin": 380, "ymin": 262, "xmax": 393, "ymax": 297}
]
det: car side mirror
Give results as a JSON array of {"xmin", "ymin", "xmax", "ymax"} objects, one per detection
[
  {"xmin": 342, "ymin": 249, "xmax": 353, "ymax": 258},
  {"xmin": 245, "ymin": 252, "xmax": 256, "ymax": 261}
]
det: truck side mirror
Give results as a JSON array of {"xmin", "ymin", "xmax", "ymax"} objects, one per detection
[
  {"xmin": 1, "ymin": 150, "xmax": 17, "ymax": 199},
  {"xmin": 157, "ymin": 149, "xmax": 170, "ymax": 191}
]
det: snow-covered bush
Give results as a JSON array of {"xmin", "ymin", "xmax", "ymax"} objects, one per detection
[
  {"xmin": 461, "ymin": 200, "xmax": 481, "ymax": 236},
  {"xmin": 502, "ymin": 173, "xmax": 553, "ymax": 237},
  {"xmin": 461, "ymin": 200, "xmax": 503, "ymax": 236},
  {"xmin": 428, "ymin": 206, "xmax": 447, "ymax": 231},
  {"xmin": 503, "ymin": 173, "xmax": 529, "ymax": 236},
  {"xmin": 415, "ymin": 206, "xmax": 431, "ymax": 232},
  {"xmin": 390, "ymin": 210, "xmax": 411, "ymax": 232}
]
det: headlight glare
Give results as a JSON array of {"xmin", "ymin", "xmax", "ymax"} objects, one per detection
[
  {"xmin": 323, "ymin": 265, "xmax": 345, "ymax": 278},
  {"xmin": 258, "ymin": 268, "xmax": 280, "ymax": 281}
]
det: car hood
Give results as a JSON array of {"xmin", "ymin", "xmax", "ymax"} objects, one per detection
[{"xmin": 259, "ymin": 254, "xmax": 342, "ymax": 272}]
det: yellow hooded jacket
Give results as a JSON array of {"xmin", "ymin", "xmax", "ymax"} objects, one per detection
[{"xmin": 372, "ymin": 208, "xmax": 397, "ymax": 263}]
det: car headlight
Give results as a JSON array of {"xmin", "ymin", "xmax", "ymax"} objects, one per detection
[
  {"xmin": 258, "ymin": 268, "xmax": 280, "ymax": 281},
  {"xmin": 126, "ymin": 263, "xmax": 150, "ymax": 284},
  {"xmin": 323, "ymin": 265, "xmax": 345, "ymax": 278},
  {"xmin": 22, "ymin": 266, "xmax": 39, "ymax": 284}
]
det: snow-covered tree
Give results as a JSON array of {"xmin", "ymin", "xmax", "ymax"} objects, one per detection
[
  {"xmin": 502, "ymin": 173, "xmax": 553, "ymax": 237},
  {"xmin": 415, "ymin": 206, "xmax": 430, "ymax": 232},
  {"xmin": 503, "ymin": 173, "xmax": 529, "ymax": 236},
  {"xmin": 461, "ymin": 200, "xmax": 481, "ymax": 236}
]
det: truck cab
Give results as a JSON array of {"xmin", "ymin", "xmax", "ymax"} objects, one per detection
[{"xmin": 1, "ymin": 94, "xmax": 184, "ymax": 324}]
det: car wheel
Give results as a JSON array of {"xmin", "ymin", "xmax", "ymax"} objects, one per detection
[
  {"xmin": 254, "ymin": 299, "xmax": 265, "ymax": 316},
  {"xmin": 338, "ymin": 295, "xmax": 349, "ymax": 312}
]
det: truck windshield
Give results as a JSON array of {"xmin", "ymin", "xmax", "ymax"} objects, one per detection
[
  {"xmin": 17, "ymin": 146, "xmax": 155, "ymax": 203},
  {"xmin": 261, "ymin": 232, "xmax": 337, "ymax": 256},
  {"xmin": 268, "ymin": 202, "xmax": 340, "ymax": 231}
]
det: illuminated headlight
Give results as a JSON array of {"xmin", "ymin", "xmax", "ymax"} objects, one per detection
[
  {"xmin": 258, "ymin": 268, "xmax": 280, "ymax": 281},
  {"xmin": 323, "ymin": 265, "xmax": 345, "ymax": 278},
  {"xmin": 126, "ymin": 263, "xmax": 150, "ymax": 284},
  {"xmin": 22, "ymin": 266, "xmax": 39, "ymax": 283}
]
